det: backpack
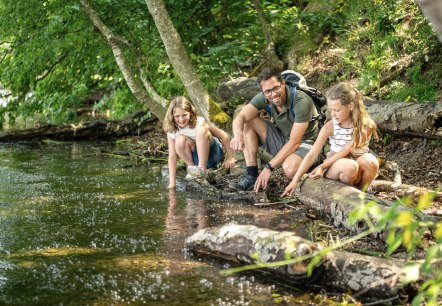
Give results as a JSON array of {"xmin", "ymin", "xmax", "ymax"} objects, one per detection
[{"xmin": 265, "ymin": 70, "xmax": 327, "ymax": 127}]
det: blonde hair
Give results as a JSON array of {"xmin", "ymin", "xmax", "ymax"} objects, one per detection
[
  {"xmin": 162, "ymin": 96, "xmax": 199, "ymax": 133},
  {"xmin": 327, "ymin": 83, "xmax": 378, "ymax": 149}
]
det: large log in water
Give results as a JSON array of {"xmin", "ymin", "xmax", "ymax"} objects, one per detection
[
  {"xmin": 185, "ymin": 224, "xmax": 412, "ymax": 303},
  {"xmin": 0, "ymin": 111, "xmax": 156, "ymax": 142}
]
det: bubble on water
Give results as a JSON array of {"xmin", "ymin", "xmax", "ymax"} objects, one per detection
[{"xmin": 199, "ymin": 278, "xmax": 213, "ymax": 290}]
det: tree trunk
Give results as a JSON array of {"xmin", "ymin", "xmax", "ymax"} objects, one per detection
[
  {"xmin": 364, "ymin": 99, "xmax": 442, "ymax": 139},
  {"xmin": 0, "ymin": 111, "xmax": 157, "ymax": 142},
  {"xmin": 251, "ymin": 0, "xmax": 284, "ymax": 71},
  {"xmin": 416, "ymin": 0, "xmax": 442, "ymax": 43},
  {"xmin": 145, "ymin": 0, "xmax": 229, "ymax": 125},
  {"xmin": 79, "ymin": 0, "xmax": 167, "ymax": 120},
  {"xmin": 185, "ymin": 224, "xmax": 414, "ymax": 303}
]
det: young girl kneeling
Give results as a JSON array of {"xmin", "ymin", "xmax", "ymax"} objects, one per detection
[
  {"xmin": 163, "ymin": 96, "xmax": 235, "ymax": 189},
  {"xmin": 282, "ymin": 83, "xmax": 379, "ymax": 197}
]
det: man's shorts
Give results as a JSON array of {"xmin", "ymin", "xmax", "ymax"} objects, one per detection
[
  {"xmin": 262, "ymin": 121, "xmax": 313, "ymax": 158},
  {"xmin": 192, "ymin": 137, "xmax": 224, "ymax": 169}
]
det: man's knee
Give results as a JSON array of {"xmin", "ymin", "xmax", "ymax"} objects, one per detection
[
  {"xmin": 244, "ymin": 117, "xmax": 267, "ymax": 136},
  {"xmin": 282, "ymin": 155, "xmax": 302, "ymax": 178}
]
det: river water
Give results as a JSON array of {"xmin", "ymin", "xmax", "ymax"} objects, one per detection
[{"xmin": 0, "ymin": 141, "xmax": 319, "ymax": 305}]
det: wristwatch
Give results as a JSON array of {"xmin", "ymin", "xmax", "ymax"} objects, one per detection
[{"xmin": 264, "ymin": 162, "xmax": 274, "ymax": 171}]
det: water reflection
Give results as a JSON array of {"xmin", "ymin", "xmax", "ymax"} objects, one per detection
[{"xmin": 0, "ymin": 142, "xmax": 312, "ymax": 305}]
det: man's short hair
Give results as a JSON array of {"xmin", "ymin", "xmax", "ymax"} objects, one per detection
[{"xmin": 257, "ymin": 67, "xmax": 283, "ymax": 84}]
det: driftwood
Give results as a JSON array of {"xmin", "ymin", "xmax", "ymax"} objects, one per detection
[
  {"xmin": 0, "ymin": 111, "xmax": 157, "ymax": 142},
  {"xmin": 185, "ymin": 224, "xmax": 414, "ymax": 303},
  {"xmin": 183, "ymin": 167, "xmax": 440, "ymax": 236}
]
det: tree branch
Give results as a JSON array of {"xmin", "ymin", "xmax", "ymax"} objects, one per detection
[{"xmin": 79, "ymin": 0, "xmax": 166, "ymax": 120}]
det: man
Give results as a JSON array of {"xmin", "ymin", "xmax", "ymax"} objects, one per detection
[{"xmin": 230, "ymin": 67, "xmax": 320, "ymax": 191}]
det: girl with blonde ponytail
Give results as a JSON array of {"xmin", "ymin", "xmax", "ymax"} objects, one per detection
[{"xmin": 282, "ymin": 83, "xmax": 379, "ymax": 197}]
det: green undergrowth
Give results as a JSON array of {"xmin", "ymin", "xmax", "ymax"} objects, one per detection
[{"xmin": 289, "ymin": 0, "xmax": 441, "ymax": 102}]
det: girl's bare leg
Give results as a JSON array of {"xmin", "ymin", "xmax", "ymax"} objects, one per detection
[
  {"xmin": 174, "ymin": 135, "xmax": 195, "ymax": 166},
  {"xmin": 325, "ymin": 158, "xmax": 359, "ymax": 185},
  {"xmin": 195, "ymin": 126, "xmax": 212, "ymax": 170},
  {"xmin": 356, "ymin": 153, "xmax": 379, "ymax": 190}
]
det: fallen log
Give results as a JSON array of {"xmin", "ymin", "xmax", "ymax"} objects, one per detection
[
  {"xmin": 364, "ymin": 99, "xmax": 442, "ymax": 140},
  {"xmin": 184, "ymin": 167, "xmax": 440, "ymax": 235},
  {"xmin": 0, "ymin": 111, "xmax": 157, "ymax": 142},
  {"xmin": 185, "ymin": 224, "xmax": 414, "ymax": 303},
  {"xmin": 295, "ymin": 177, "xmax": 440, "ymax": 236}
]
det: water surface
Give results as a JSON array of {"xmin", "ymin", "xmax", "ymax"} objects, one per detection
[{"xmin": 0, "ymin": 142, "xmax": 314, "ymax": 305}]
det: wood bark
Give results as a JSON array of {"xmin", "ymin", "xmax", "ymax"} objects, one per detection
[
  {"xmin": 416, "ymin": 0, "xmax": 442, "ymax": 43},
  {"xmin": 145, "ymin": 0, "xmax": 228, "ymax": 124},
  {"xmin": 295, "ymin": 177, "xmax": 439, "ymax": 236},
  {"xmin": 364, "ymin": 99, "xmax": 442, "ymax": 139},
  {"xmin": 185, "ymin": 224, "xmax": 413, "ymax": 303},
  {"xmin": 79, "ymin": 0, "xmax": 167, "ymax": 120},
  {"xmin": 0, "ymin": 111, "xmax": 157, "ymax": 142}
]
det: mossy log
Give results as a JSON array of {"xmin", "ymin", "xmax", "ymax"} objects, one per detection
[{"xmin": 185, "ymin": 223, "xmax": 413, "ymax": 303}]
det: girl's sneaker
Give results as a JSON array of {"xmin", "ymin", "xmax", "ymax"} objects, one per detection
[{"xmin": 185, "ymin": 165, "xmax": 206, "ymax": 180}]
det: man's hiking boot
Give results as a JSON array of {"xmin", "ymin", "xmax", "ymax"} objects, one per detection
[{"xmin": 229, "ymin": 173, "xmax": 256, "ymax": 191}]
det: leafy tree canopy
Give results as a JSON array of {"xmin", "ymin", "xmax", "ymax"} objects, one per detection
[{"xmin": 0, "ymin": 0, "xmax": 440, "ymax": 127}]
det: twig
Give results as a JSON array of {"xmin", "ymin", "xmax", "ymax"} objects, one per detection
[
  {"xmin": 282, "ymin": 203, "xmax": 297, "ymax": 210},
  {"xmin": 254, "ymin": 200, "xmax": 297, "ymax": 207},
  {"xmin": 382, "ymin": 161, "xmax": 402, "ymax": 186}
]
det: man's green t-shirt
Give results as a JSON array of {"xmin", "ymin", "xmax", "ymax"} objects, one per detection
[{"xmin": 250, "ymin": 85, "xmax": 319, "ymax": 141}]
